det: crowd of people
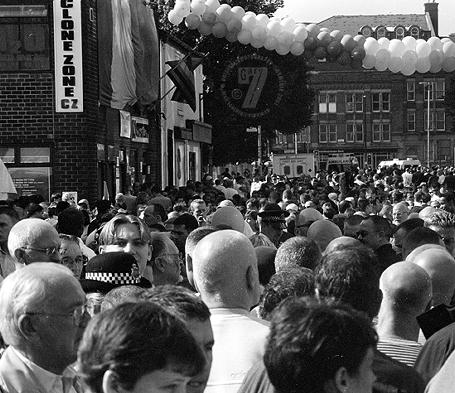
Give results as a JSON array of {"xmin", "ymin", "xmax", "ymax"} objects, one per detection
[{"xmin": 1, "ymin": 163, "xmax": 455, "ymax": 393}]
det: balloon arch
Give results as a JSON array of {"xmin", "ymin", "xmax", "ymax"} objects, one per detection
[{"xmin": 165, "ymin": 0, "xmax": 455, "ymax": 75}]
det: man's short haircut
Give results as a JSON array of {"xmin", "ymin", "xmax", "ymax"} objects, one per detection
[
  {"xmin": 315, "ymin": 246, "xmax": 381, "ymax": 319},
  {"xmin": 78, "ymin": 302, "xmax": 206, "ymax": 393},
  {"xmin": 173, "ymin": 213, "xmax": 199, "ymax": 233},
  {"xmin": 274, "ymin": 237, "xmax": 321, "ymax": 271},
  {"xmin": 100, "ymin": 285, "xmax": 148, "ymax": 312},
  {"xmin": 362, "ymin": 215, "xmax": 392, "ymax": 237},
  {"xmin": 258, "ymin": 268, "xmax": 314, "ymax": 320},
  {"xmin": 144, "ymin": 285, "xmax": 210, "ymax": 322},
  {"xmin": 56, "ymin": 201, "xmax": 70, "ymax": 215},
  {"xmin": 402, "ymin": 227, "xmax": 442, "ymax": 256},
  {"xmin": 338, "ymin": 200, "xmax": 352, "ymax": 214},
  {"xmin": 149, "ymin": 232, "xmax": 174, "ymax": 261},
  {"xmin": 395, "ymin": 217, "xmax": 424, "ymax": 234},
  {"xmin": 190, "ymin": 199, "xmax": 206, "ymax": 210},
  {"xmin": 0, "ymin": 263, "xmax": 73, "ymax": 346},
  {"xmin": 264, "ymin": 297, "xmax": 377, "ymax": 393},
  {"xmin": 57, "ymin": 207, "xmax": 84, "ymax": 237},
  {"xmin": 425, "ymin": 210, "xmax": 455, "ymax": 230},
  {"xmin": 151, "ymin": 203, "xmax": 167, "ymax": 222},
  {"xmin": 345, "ymin": 214, "xmax": 363, "ymax": 226},
  {"xmin": 185, "ymin": 226, "xmax": 218, "ymax": 256},
  {"xmin": 98, "ymin": 214, "xmax": 151, "ymax": 246},
  {"xmin": 0, "ymin": 206, "xmax": 19, "ymax": 222}
]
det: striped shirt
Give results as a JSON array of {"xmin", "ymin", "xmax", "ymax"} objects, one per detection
[{"xmin": 377, "ymin": 336, "xmax": 422, "ymax": 367}]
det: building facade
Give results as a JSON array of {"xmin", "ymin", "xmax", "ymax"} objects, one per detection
[{"xmin": 272, "ymin": 2, "xmax": 454, "ymax": 171}]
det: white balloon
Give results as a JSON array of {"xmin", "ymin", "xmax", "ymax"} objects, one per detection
[
  {"xmin": 216, "ymin": 4, "xmax": 232, "ymax": 23},
  {"xmin": 402, "ymin": 36, "xmax": 417, "ymax": 51},
  {"xmin": 364, "ymin": 37, "xmax": 380, "ymax": 56},
  {"xmin": 416, "ymin": 41, "xmax": 431, "ymax": 58},
  {"xmin": 441, "ymin": 37, "xmax": 452, "ymax": 44},
  {"xmin": 256, "ymin": 14, "xmax": 269, "ymax": 27},
  {"xmin": 205, "ymin": 0, "xmax": 220, "ymax": 13},
  {"xmin": 293, "ymin": 25, "xmax": 308, "ymax": 43},
  {"xmin": 429, "ymin": 49, "xmax": 443, "ymax": 73},
  {"xmin": 168, "ymin": 10, "xmax": 183, "ymax": 25},
  {"xmin": 267, "ymin": 20, "xmax": 282, "ymax": 36},
  {"xmin": 375, "ymin": 48, "xmax": 390, "ymax": 71},
  {"xmin": 237, "ymin": 29, "xmax": 252, "ymax": 45},
  {"xmin": 264, "ymin": 36, "xmax": 278, "ymax": 51},
  {"xmin": 227, "ymin": 18, "xmax": 242, "ymax": 33},
  {"xmin": 442, "ymin": 57, "xmax": 455, "ymax": 72},
  {"xmin": 174, "ymin": 3, "xmax": 191, "ymax": 18},
  {"xmin": 443, "ymin": 41, "xmax": 455, "ymax": 57},
  {"xmin": 251, "ymin": 38, "xmax": 264, "ymax": 48},
  {"xmin": 252, "ymin": 26, "xmax": 267, "ymax": 42},
  {"xmin": 415, "ymin": 57, "xmax": 431, "ymax": 73},
  {"xmin": 276, "ymin": 44, "xmax": 290, "ymax": 56},
  {"xmin": 378, "ymin": 37, "xmax": 390, "ymax": 50},
  {"xmin": 388, "ymin": 56, "xmax": 403, "ymax": 73},
  {"xmin": 401, "ymin": 63, "xmax": 416, "ymax": 76},
  {"xmin": 226, "ymin": 31, "xmax": 238, "ymax": 42},
  {"xmin": 231, "ymin": 6, "xmax": 245, "ymax": 20},
  {"xmin": 202, "ymin": 11, "xmax": 216, "ymax": 24},
  {"xmin": 427, "ymin": 36, "xmax": 443, "ymax": 51},
  {"xmin": 362, "ymin": 54, "xmax": 376, "ymax": 69},
  {"xmin": 290, "ymin": 41, "xmax": 305, "ymax": 56},
  {"xmin": 277, "ymin": 31, "xmax": 294, "ymax": 47},
  {"xmin": 280, "ymin": 17, "xmax": 296, "ymax": 33},
  {"xmin": 242, "ymin": 14, "xmax": 257, "ymax": 31},
  {"xmin": 190, "ymin": 0, "xmax": 206, "ymax": 16},
  {"xmin": 388, "ymin": 39, "xmax": 405, "ymax": 57}
]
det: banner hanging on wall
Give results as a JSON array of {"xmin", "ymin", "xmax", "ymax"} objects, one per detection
[{"xmin": 53, "ymin": 0, "xmax": 84, "ymax": 112}]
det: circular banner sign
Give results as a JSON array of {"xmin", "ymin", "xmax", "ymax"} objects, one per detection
[{"xmin": 220, "ymin": 54, "xmax": 285, "ymax": 119}]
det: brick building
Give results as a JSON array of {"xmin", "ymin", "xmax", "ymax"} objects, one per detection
[
  {"xmin": 0, "ymin": 1, "xmax": 209, "ymax": 202},
  {"xmin": 272, "ymin": 2, "xmax": 454, "ymax": 170}
]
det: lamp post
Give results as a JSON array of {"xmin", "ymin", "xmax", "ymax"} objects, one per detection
[{"xmin": 420, "ymin": 81, "xmax": 432, "ymax": 168}]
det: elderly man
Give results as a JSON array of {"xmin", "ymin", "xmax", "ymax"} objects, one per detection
[
  {"xmin": 377, "ymin": 262, "xmax": 432, "ymax": 366},
  {"xmin": 424, "ymin": 210, "xmax": 455, "ymax": 257},
  {"xmin": 0, "ymin": 263, "xmax": 87, "ymax": 392},
  {"xmin": 190, "ymin": 199, "xmax": 208, "ymax": 226},
  {"xmin": 148, "ymin": 232, "xmax": 182, "ymax": 286},
  {"xmin": 193, "ymin": 230, "xmax": 267, "ymax": 393},
  {"xmin": 8, "ymin": 218, "xmax": 61, "ymax": 268},
  {"xmin": 0, "ymin": 206, "xmax": 19, "ymax": 279},
  {"xmin": 392, "ymin": 202, "xmax": 410, "ymax": 226}
]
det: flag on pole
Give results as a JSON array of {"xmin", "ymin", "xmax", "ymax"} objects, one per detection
[
  {"xmin": 98, "ymin": 0, "xmax": 159, "ymax": 110},
  {"xmin": 165, "ymin": 57, "xmax": 204, "ymax": 112}
]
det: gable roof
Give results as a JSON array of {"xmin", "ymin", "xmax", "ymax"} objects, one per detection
[{"xmin": 318, "ymin": 14, "xmax": 430, "ymax": 36}]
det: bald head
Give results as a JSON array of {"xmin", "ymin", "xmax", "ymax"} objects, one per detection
[
  {"xmin": 193, "ymin": 230, "xmax": 260, "ymax": 309},
  {"xmin": 380, "ymin": 262, "xmax": 432, "ymax": 314},
  {"xmin": 325, "ymin": 236, "xmax": 362, "ymax": 254},
  {"xmin": 295, "ymin": 208, "xmax": 323, "ymax": 236},
  {"xmin": 410, "ymin": 247, "xmax": 455, "ymax": 306},
  {"xmin": 8, "ymin": 218, "xmax": 61, "ymax": 266},
  {"xmin": 211, "ymin": 207, "xmax": 244, "ymax": 233},
  {"xmin": 307, "ymin": 220, "xmax": 342, "ymax": 253}
]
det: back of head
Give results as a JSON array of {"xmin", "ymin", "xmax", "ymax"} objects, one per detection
[
  {"xmin": 315, "ymin": 246, "xmax": 381, "ymax": 319},
  {"xmin": 410, "ymin": 247, "xmax": 455, "ymax": 306},
  {"xmin": 100, "ymin": 285, "xmax": 148, "ymax": 312},
  {"xmin": 296, "ymin": 208, "xmax": 323, "ymax": 226},
  {"xmin": 211, "ymin": 206, "xmax": 244, "ymax": 233},
  {"xmin": 249, "ymin": 233, "xmax": 276, "ymax": 249},
  {"xmin": 258, "ymin": 267, "xmax": 314, "ymax": 320},
  {"xmin": 307, "ymin": 220, "xmax": 342, "ymax": 253},
  {"xmin": 57, "ymin": 207, "xmax": 84, "ymax": 237},
  {"xmin": 325, "ymin": 236, "xmax": 362, "ymax": 254},
  {"xmin": 402, "ymin": 227, "xmax": 442, "ymax": 259},
  {"xmin": 380, "ymin": 262, "xmax": 432, "ymax": 315},
  {"xmin": 419, "ymin": 206, "xmax": 439, "ymax": 224},
  {"xmin": 255, "ymin": 246, "xmax": 277, "ymax": 286},
  {"xmin": 274, "ymin": 237, "xmax": 321, "ymax": 271},
  {"xmin": 193, "ymin": 230, "xmax": 259, "ymax": 307},
  {"xmin": 174, "ymin": 213, "xmax": 199, "ymax": 233},
  {"xmin": 0, "ymin": 263, "xmax": 75, "ymax": 346},
  {"xmin": 78, "ymin": 302, "xmax": 205, "ymax": 393},
  {"xmin": 264, "ymin": 298, "xmax": 377, "ymax": 393}
]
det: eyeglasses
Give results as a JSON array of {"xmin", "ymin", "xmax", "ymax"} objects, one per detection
[
  {"xmin": 23, "ymin": 246, "xmax": 59, "ymax": 256},
  {"xmin": 61, "ymin": 255, "xmax": 88, "ymax": 266},
  {"xmin": 26, "ymin": 304, "xmax": 86, "ymax": 327}
]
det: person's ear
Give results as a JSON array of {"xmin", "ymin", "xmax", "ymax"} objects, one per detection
[
  {"xmin": 154, "ymin": 257, "xmax": 166, "ymax": 273},
  {"xmin": 333, "ymin": 366, "xmax": 350, "ymax": 393},
  {"xmin": 98, "ymin": 245, "xmax": 105, "ymax": 254},
  {"xmin": 102, "ymin": 370, "xmax": 123, "ymax": 393},
  {"xmin": 18, "ymin": 314, "xmax": 39, "ymax": 342},
  {"xmin": 14, "ymin": 248, "xmax": 27, "ymax": 265},
  {"xmin": 246, "ymin": 265, "xmax": 257, "ymax": 290}
]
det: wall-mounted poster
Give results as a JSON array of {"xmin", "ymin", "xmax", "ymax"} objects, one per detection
[
  {"xmin": 131, "ymin": 116, "xmax": 150, "ymax": 143},
  {"xmin": 9, "ymin": 167, "xmax": 51, "ymax": 200},
  {"xmin": 62, "ymin": 191, "xmax": 78, "ymax": 206}
]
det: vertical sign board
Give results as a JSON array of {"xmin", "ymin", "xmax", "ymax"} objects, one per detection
[{"xmin": 53, "ymin": 0, "xmax": 83, "ymax": 112}]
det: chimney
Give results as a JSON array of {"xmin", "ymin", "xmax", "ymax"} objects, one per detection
[{"xmin": 424, "ymin": 2, "xmax": 439, "ymax": 36}]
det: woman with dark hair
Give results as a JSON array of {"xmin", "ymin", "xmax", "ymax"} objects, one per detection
[{"xmin": 78, "ymin": 302, "xmax": 206, "ymax": 393}]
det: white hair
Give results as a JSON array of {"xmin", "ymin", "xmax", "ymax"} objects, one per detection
[
  {"xmin": 7, "ymin": 218, "xmax": 59, "ymax": 258},
  {"xmin": 0, "ymin": 263, "xmax": 73, "ymax": 346}
]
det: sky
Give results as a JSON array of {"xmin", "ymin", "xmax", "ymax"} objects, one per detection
[{"xmin": 276, "ymin": 0, "xmax": 454, "ymax": 36}]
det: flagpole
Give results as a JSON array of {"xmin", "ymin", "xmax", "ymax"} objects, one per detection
[{"xmin": 159, "ymin": 85, "xmax": 177, "ymax": 102}]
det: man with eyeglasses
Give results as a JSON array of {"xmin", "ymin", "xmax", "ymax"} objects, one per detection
[
  {"xmin": 0, "ymin": 263, "xmax": 87, "ymax": 392},
  {"xmin": 7, "ymin": 218, "xmax": 61, "ymax": 269}
]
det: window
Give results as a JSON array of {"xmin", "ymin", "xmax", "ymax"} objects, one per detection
[
  {"xmin": 0, "ymin": 4, "xmax": 49, "ymax": 71},
  {"xmin": 372, "ymin": 121, "xmax": 391, "ymax": 142},
  {"xmin": 376, "ymin": 26, "xmax": 387, "ymax": 38},
  {"xmin": 275, "ymin": 131, "xmax": 286, "ymax": 145},
  {"xmin": 422, "ymin": 79, "xmax": 445, "ymax": 101},
  {"xmin": 372, "ymin": 91, "xmax": 390, "ymax": 112},
  {"xmin": 295, "ymin": 127, "xmax": 310, "ymax": 143},
  {"xmin": 407, "ymin": 80, "xmax": 415, "ymax": 101},
  {"xmin": 395, "ymin": 26, "xmax": 405, "ymax": 40},
  {"xmin": 410, "ymin": 26, "xmax": 420, "ymax": 39},
  {"xmin": 407, "ymin": 111, "xmax": 416, "ymax": 132},
  {"xmin": 319, "ymin": 124, "xmax": 337, "ymax": 143},
  {"xmin": 20, "ymin": 147, "xmax": 50, "ymax": 163},
  {"xmin": 361, "ymin": 26, "xmax": 372, "ymax": 37},
  {"xmin": 346, "ymin": 121, "xmax": 364, "ymax": 143},
  {"xmin": 0, "ymin": 147, "xmax": 14, "ymax": 163},
  {"xmin": 346, "ymin": 93, "xmax": 364, "ymax": 112},
  {"xmin": 319, "ymin": 92, "xmax": 337, "ymax": 113},
  {"xmin": 424, "ymin": 110, "xmax": 446, "ymax": 131}
]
